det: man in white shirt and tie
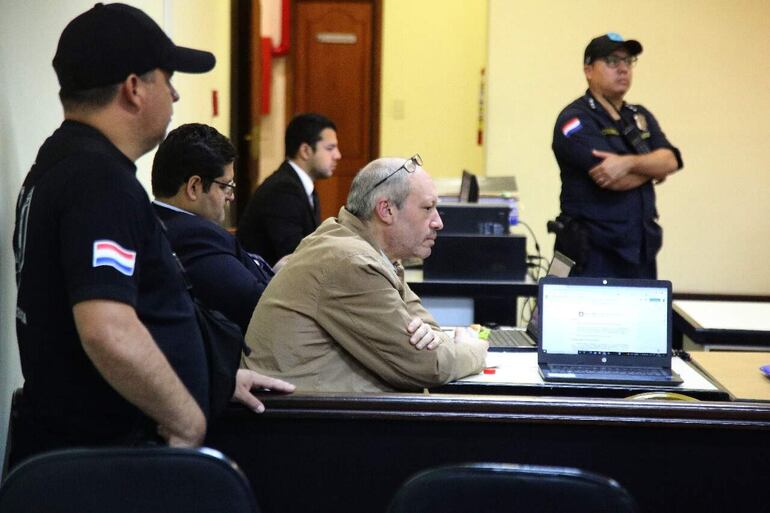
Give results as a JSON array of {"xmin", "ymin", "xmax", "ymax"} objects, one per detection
[{"xmin": 237, "ymin": 113, "xmax": 341, "ymax": 266}]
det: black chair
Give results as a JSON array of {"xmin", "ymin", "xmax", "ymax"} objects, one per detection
[
  {"xmin": 387, "ymin": 462, "xmax": 638, "ymax": 513},
  {"xmin": 0, "ymin": 446, "xmax": 259, "ymax": 513}
]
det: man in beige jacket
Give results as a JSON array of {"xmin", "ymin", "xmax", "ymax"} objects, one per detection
[{"xmin": 243, "ymin": 155, "xmax": 488, "ymax": 392}]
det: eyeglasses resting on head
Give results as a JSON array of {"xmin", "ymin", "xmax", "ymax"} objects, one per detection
[{"xmin": 366, "ymin": 154, "xmax": 423, "ymax": 196}]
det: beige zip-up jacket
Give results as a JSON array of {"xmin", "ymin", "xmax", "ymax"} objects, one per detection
[{"xmin": 242, "ymin": 207, "xmax": 486, "ymax": 392}]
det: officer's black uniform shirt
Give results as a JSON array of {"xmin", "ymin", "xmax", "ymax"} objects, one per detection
[
  {"xmin": 552, "ymin": 90, "xmax": 683, "ymax": 263},
  {"xmin": 13, "ymin": 120, "xmax": 208, "ymax": 449}
]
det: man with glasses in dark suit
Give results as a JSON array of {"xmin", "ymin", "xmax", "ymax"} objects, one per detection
[
  {"xmin": 551, "ymin": 33, "xmax": 683, "ymax": 279},
  {"xmin": 151, "ymin": 123, "xmax": 294, "ymax": 413},
  {"xmin": 242, "ymin": 156, "xmax": 488, "ymax": 392},
  {"xmin": 151, "ymin": 123, "xmax": 276, "ymax": 335}
]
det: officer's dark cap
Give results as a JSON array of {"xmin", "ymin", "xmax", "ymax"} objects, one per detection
[
  {"xmin": 584, "ymin": 33, "xmax": 643, "ymax": 65},
  {"xmin": 53, "ymin": 2, "xmax": 215, "ymax": 92}
]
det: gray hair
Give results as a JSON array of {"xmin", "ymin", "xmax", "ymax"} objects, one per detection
[{"xmin": 346, "ymin": 157, "xmax": 413, "ymax": 221}]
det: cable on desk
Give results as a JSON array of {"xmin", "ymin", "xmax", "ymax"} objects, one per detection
[
  {"xmin": 518, "ymin": 220, "xmax": 541, "ymax": 274},
  {"xmin": 519, "ymin": 220, "xmax": 545, "ymax": 326}
]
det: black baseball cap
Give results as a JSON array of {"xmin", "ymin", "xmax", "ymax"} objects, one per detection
[
  {"xmin": 53, "ymin": 2, "xmax": 215, "ymax": 92},
  {"xmin": 584, "ymin": 33, "xmax": 642, "ymax": 65}
]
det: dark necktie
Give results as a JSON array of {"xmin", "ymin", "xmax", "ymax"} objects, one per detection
[{"xmin": 311, "ymin": 189, "xmax": 321, "ymax": 225}]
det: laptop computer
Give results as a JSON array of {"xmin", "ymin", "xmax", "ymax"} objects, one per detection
[
  {"xmin": 537, "ymin": 276, "xmax": 683, "ymax": 386},
  {"xmin": 487, "ymin": 251, "xmax": 574, "ymax": 350}
]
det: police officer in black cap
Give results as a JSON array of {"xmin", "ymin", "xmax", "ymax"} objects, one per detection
[
  {"xmin": 10, "ymin": 3, "xmax": 293, "ymax": 469},
  {"xmin": 551, "ymin": 33, "xmax": 683, "ymax": 279}
]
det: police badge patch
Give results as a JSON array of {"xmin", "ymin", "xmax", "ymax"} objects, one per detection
[{"xmin": 634, "ymin": 113, "xmax": 648, "ymax": 131}]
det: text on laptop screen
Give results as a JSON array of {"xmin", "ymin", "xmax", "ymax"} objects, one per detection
[{"xmin": 541, "ymin": 283, "xmax": 668, "ymax": 356}]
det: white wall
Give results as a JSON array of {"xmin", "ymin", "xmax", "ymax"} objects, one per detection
[
  {"xmin": 0, "ymin": 0, "xmax": 230, "ymax": 469},
  {"xmin": 0, "ymin": 0, "xmax": 75, "ymax": 474}
]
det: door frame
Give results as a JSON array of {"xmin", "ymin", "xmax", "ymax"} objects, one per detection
[{"xmin": 230, "ymin": 0, "xmax": 262, "ymax": 223}]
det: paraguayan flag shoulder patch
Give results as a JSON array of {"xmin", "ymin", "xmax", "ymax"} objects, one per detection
[
  {"xmin": 561, "ymin": 117, "xmax": 582, "ymax": 138},
  {"xmin": 92, "ymin": 239, "xmax": 136, "ymax": 276}
]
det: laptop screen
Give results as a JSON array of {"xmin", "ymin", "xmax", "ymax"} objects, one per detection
[
  {"xmin": 546, "ymin": 251, "xmax": 574, "ymax": 279},
  {"xmin": 539, "ymin": 277, "xmax": 672, "ymax": 359}
]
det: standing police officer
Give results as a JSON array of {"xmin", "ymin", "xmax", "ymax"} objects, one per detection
[
  {"xmin": 11, "ymin": 4, "xmax": 215, "ymax": 468},
  {"xmin": 551, "ymin": 33, "xmax": 683, "ymax": 278}
]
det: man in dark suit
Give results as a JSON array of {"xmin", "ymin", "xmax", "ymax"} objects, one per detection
[
  {"xmin": 237, "ymin": 113, "xmax": 341, "ymax": 266},
  {"xmin": 151, "ymin": 123, "xmax": 294, "ymax": 414},
  {"xmin": 151, "ymin": 123, "xmax": 275, "ymax": 335}
]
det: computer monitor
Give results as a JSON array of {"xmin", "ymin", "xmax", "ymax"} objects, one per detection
[{"xmin": 459, "ymin": 170, "xmax": 479, "ymax": 203}]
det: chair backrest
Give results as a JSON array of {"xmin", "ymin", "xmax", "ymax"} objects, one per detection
[
  {"xmin": 387, "ymin": 462, "xmax": 638, "ymax": 513},
  {"xmin": 0, "ymin": 446, "xmax": 259, "ymax": 513}
]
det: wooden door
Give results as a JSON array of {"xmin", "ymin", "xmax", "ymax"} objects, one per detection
[{"xmin": 292, "ymin": 0, "xmax": 381, "ymax": 221}]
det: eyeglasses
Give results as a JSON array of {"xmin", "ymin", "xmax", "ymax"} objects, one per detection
[
  {"xmin": 212, "ymin": 179, "xmax": 236, "ymax": 197},
  {"xmin": 601, "ymin": 55, "xmax": 638, "ymax": 68},
  {"xmin": 366, "ymin": 154, "xmax": 423, "ymax": 195}
]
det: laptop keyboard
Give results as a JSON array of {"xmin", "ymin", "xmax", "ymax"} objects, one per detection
[
  {"xmin": 548, "ymin": 365, "xmax": 667, "ymax": 377},
  {"xmin": 487, "ymin": 329, "xmax": 535, "ymax": 348}
]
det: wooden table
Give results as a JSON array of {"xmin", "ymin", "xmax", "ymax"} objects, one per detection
[{"xmin": 689, "ymin": 351, "xmax": 770, "ymax": 401}]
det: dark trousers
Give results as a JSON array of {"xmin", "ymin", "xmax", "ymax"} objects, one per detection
[
  {"xmin": 553, "ymin": 216, "xmax": 658, "ymax": 280},
  {"xmin": 7, "ymin": 406, "xmax": 162, "ymax": 474},
  {"xmin": 571, "ymin": 245, "xmax": 657, "ymax": 279}
]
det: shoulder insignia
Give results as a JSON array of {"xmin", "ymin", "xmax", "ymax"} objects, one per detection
[
  {"xmin": 634, "ymin": 113, "xmax": 648, "ymax": 131},
  {"xmin": 601, "ymin": 128, "xmax": 620, "ymax": 136},
  {"xmin": 92, "ymin": 239, "xmax": 136, "ymax": 276},
  {"xmin": 561, "ymin": 117, "xmax": 583, "ymax": 137}
]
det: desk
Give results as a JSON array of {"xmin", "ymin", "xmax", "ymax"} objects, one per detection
[
  {"xmin": 431, "ymin": 352, "xmax": 727, "ymax": 401},
  {"xmin": 689, "ymin": 351, "xmax": 770, "ymax": 401},
  {"xmin": 208, "ymin": 393, "xmax": 770, "ymax": 513},
  {"xmin": 673, "ymin": 300, "xmax": 770, "ymax": 350},
  {"xmin": 405, "ymin": 268, "xmax": 537, "ymax": 325}
]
